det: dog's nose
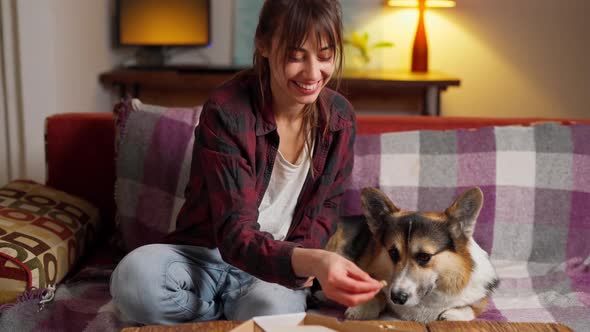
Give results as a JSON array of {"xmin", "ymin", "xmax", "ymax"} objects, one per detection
[{"xmin": 392, "ymin": 292, "xmax": 409, "ymax": 305}]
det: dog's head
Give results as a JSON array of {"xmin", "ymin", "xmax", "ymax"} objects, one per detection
[{"xmin": 360, "ymin": 187, "xmax": 483, "ymax": 307}]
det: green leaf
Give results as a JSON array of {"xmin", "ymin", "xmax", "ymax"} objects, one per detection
[{"xmin": 372, "ymin": 42, "xmax": 395, "ymax": 49}]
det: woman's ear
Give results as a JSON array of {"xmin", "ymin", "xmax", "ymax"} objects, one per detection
[{"xmin": 256, "ymin": 40, "xmax": 270, "ymax": 58}]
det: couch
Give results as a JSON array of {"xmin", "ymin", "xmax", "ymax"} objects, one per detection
[{"xmin": 0, "ymin": 108, "xmax": 589, "ymax": 332}]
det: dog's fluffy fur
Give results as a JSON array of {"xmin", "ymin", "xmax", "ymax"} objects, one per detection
[{"xmin": 324, "ymin": 187, "xmax": 499, "ymax": 322}]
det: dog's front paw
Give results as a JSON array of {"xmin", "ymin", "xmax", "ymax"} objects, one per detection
[
  {"xmin": 344, "ymin": 301, "xmax": 382, "ymax": 320},
  {"xmin": 312, "ymin": 290, "xmax": 330, "ymax": 304},
  {"xmin": 310, "ymin": 290, "xmax": 340, "ymax": 309},
  {"xmin": 345, "ymin": 306, "xmax": 379, "ymax": 320},
  {"xmin": 438, "ymin": 307, "xmax": 475, "ymax": 321}
]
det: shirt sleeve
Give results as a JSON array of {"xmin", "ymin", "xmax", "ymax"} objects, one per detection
[
  {"xmin": 302, "ymin": 112, "xmax": 357, "ymax": 249},
  {"xmin": 196, "ymin": 100, "xmax": 307, "ymax": 288}
]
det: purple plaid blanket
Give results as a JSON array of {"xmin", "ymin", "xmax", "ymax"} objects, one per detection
[
  {"xmin": 114, "ymin": 100, "xmax": 202, "ymax": 252},
  {"xmin": 0, "ymin": 266, "xmax": 130, "ymax": 331},
  {"xmin": 1, "ymin": 122, "xmax": 588, "ymax": 331},
  {"xmin": 342, "ymin": 122, "xmax": 590, "ymax": 331}
]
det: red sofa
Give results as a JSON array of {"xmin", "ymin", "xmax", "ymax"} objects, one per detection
[{"xmin": 0, "ymin": 111, "xmax": 576, "ymax": 331}]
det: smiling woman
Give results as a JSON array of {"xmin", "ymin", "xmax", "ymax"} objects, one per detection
[
  {"xmin": 109, "ymin": 0, "xmax": 384, "ymax": 326},
  {"xmin": 250, "ymin": 0, "xmax": 345, "ymax": 169}
]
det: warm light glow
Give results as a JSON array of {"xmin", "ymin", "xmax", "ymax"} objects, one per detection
[
  {"xmin": 119, "ymin": 0, "xmax": 209, "ymax": 46},
  {"xmin": 350, "ymin": 9, "xmax": 460, "ymax": 71},
  {"xmin": 386, "ymin": 0, "xmax": 456, "ymax": 8}
]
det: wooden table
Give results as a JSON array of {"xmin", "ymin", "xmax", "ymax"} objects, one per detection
[
  {"xmin": 121, "ymin": 320, "xmax": 573, "ymax": 332},
  {"xmin": 99, "ymin": 67, "xmax": 460, "ymax": 116},
  {"xmin": 339, "ymin": 69, "xmax": 460, "ymax": 116}
]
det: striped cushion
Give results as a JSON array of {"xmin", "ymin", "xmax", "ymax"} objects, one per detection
[
  {"xmin": 0, "ymin": 180, "xmax": 100, "ymax": 304},
  {"xmin": 114, "ymin": 99, "xmax": 202, "ymax": 252}
]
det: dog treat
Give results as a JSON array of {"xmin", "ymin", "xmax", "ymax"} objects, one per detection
[
  {"xmin": 378, "ymin": 324, "xmax": 397, "ymax": 329},
  {"xmin": 380, "ymin": 280, "xmax": 388, "ymax": 287},
  {"xmin": 269, "ymin": 326, "xmax": 338, "ymax": 332}
]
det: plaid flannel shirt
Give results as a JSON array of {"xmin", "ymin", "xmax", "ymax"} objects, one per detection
[{"xmin": 166, "ymin": 74, "xmax": 356, "ymax": 288}]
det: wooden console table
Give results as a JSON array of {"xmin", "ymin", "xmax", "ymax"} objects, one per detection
[
  {"xmin": 122, "ymin": 320, "xmax": 573, "ymax": 332},
  {"xmin": 99, "ymin": 67, "xmax": 460, "ymax": 116}
]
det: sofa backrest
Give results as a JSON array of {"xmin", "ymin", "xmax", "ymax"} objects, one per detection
[
  {"xmin": 44, "ymin": 112, "xmax": 590, "ymax": 237},
  {"xmin": 343, "ymin": 122, "xmax": 590, "ymax": 263}
]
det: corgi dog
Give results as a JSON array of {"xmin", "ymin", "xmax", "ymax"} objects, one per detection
[{"xmin": 324, "ymin": 186, "xmax": 499, "ymax": 322}]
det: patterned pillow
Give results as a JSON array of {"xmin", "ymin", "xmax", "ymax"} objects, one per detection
[
  {"xmin": 0, "ymin": 180, "xmax": 100, "ymax": 304},
  {"xmin": 342, "ymin": 123, "xmax": 590, "ymax": 262},
  {"xmin": 114, "ymin": 99, "xmax": 202, "ymax": 252}
]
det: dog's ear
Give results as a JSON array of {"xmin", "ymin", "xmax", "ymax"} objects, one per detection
[
  {"xmin": 360, "ymin": 187, "xmax": 400, "ymax": 235},
  {"xmin": 445, "ymin": 187, "xmax": 483, "ymax": 239}
]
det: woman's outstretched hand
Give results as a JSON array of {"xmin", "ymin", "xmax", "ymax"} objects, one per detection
[{"xmin": 292, "ymin": 248, "xmax": 383, "ymax": 307}]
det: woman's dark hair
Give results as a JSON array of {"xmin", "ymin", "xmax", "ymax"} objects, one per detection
[{"xmin": 250, "ymin": 0, "xmax": 345, "ymax": 171}]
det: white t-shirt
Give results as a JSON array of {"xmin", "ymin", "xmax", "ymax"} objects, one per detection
[{"xmin": 257, "ymin": 141, "xmax": 314, "ymax": 240}]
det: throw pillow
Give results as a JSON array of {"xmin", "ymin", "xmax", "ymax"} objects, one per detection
[
  {"xmin": 342, "ymin": 122, "xmax": 590, "ymax": 263},
  {"xmin": 114, "ymin": 99, "xmax": 202, "ymax": 252},
  {"xmin": 0, "ymin": 180, "xmax": 100, "ymax": 304}
]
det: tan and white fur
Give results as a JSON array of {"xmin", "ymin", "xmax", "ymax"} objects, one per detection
[{"xmin": 324, "ymin": 186, "xmax": 499, "ymax": 322}]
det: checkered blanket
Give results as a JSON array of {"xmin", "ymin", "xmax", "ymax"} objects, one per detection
[
  {"xmin": 0, "ymin": 266, "xmax": 130, "ymax": 331},
  {"xmin": 342, "ymin": 122, "xmax": 590, "ymax": 331},
  {"xmin": 1, "ymin": 123, "xmax": 588, "ymax": 331},
  {"xmin": 114, "ymin": 99, "xmax": 202, "ymax": 251}
]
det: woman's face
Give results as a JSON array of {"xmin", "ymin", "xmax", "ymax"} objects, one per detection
[{"xmin": 265, "ymin": 32, "xmax": 335, "ymax": 112}]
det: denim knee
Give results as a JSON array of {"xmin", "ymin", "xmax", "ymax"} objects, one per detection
[{"xmin": 110, "ymin": 244, "xmax": 224, "ymax": 325}]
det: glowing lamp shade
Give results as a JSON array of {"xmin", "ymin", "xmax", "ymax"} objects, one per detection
[
  {"xmin": 387, "ymin": 0, "xmax": 456, "ymax": 8},
  {"xmin": 117, "ymin": 0, "xmax": 210, "ymax": 46},
  {"xmin": 386, "ymin": 0, "xmax": 455, "ymax": 72}
]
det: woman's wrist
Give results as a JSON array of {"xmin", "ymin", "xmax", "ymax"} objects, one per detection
[{"xmin": 292, "ymin": 247, "xmax": 328, "ymax": 278}]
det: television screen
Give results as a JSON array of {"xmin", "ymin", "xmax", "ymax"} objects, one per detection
[{"xmin": 117, "ymin": 0, "xmax": 210, "ymax": 47}]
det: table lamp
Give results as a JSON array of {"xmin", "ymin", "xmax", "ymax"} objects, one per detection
[{"xmin": 386, "ymin": 0, "xmax": 456, "ymax": 72}]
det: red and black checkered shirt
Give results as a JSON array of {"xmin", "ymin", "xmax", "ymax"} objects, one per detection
[{"xmin": 167, "ymin": 74, "xmax": 356, "ymax": 288}]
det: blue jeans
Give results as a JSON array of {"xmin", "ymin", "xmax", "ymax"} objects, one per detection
[{"xmin": 109, "ymin": 244, "xmax": 308, "ymax": 325}]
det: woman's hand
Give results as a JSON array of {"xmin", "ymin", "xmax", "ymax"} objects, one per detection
[{"xmin": 292, "ymin": 248, "xmax": 383, "ymax": 307}]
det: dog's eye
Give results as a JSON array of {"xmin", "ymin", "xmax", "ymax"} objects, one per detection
[
  {"xmin": 389, "ymin": 248, "xmax": 400, "ymax": 263},
  {"xmin": 415, "ymin": 253, "xmax": 432, "ymax": 266}
]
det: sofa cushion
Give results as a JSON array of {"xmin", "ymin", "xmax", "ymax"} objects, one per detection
[
  {"xmin": 0, "ymin": 180, "xmax": 100, "ymax": 304},
  {"xmin": 114, "ymin": 99, "xmax": 202, "ymax": 252}
]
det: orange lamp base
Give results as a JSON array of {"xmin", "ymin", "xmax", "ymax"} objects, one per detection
[{"xmin": 411, "ymin": 1, "xmax": 429, "ymax": 72}]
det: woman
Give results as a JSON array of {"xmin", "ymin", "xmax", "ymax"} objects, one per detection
[{"xmin": 110, "ymin": 0, "xmax": 382, "ymax": 325}]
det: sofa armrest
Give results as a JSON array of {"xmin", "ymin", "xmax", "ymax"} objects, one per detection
[{"xmin": 45, "ymin": 112, "xmax": 116, "ymax": 235}]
